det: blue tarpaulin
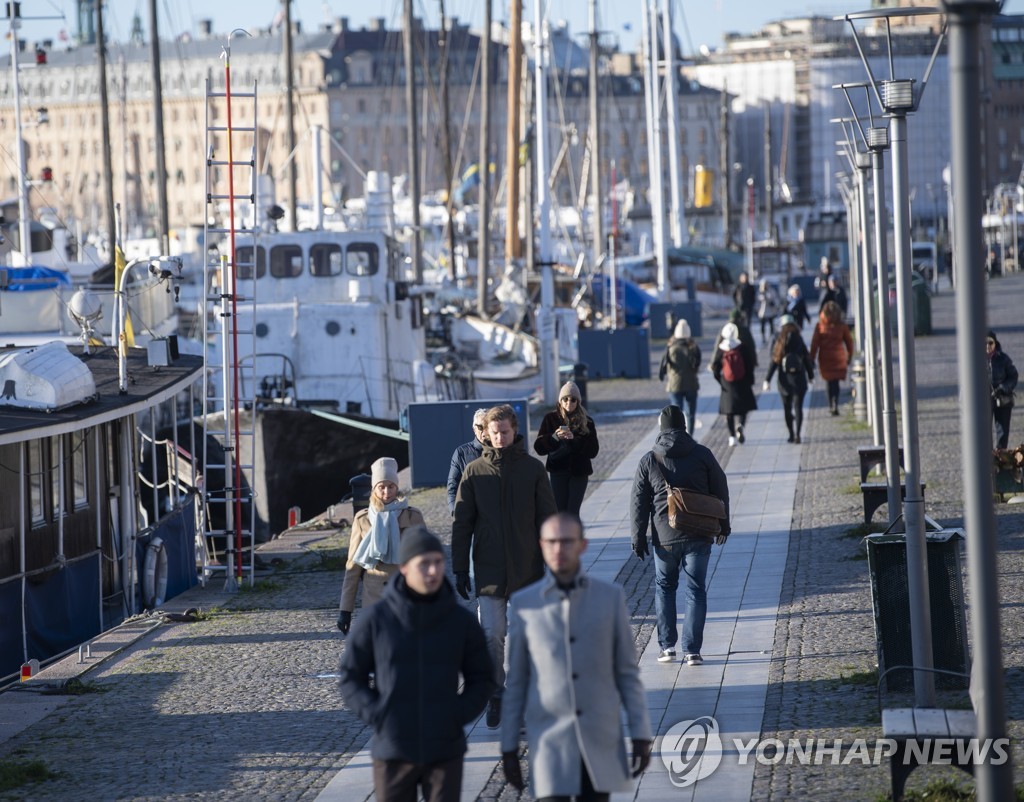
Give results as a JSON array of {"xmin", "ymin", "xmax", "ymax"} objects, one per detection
[{"xmin": 2, "ymin": 266, "xmax": 72, "ymax": 291}]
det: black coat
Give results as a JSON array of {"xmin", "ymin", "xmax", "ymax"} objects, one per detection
[
  {"xmin": 630, "ymin": 429, "xmax": 731, "ymax": 549},
  {"xmin": 989, "ymin": 349, "xmax": 1019, "ymax": 408},
  {"xmin": 339, "ymin": 575, "xmax": 496, "ymax": 763},
  {"xmin": 785, "ymin": 296, "xmax": 811, "ymax": 329},
  {"xmin": 765, "ymin": 329, "xmax": 814, "ymax": 396},
  {"xmin": 533, "ymin": 411, "xmax": 600, "ymax": 476},
  {"xmin": 712, "ymin": 341, "xmax": 758, "ymax": 415}
]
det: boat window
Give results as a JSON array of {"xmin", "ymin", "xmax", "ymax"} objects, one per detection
[
  {"xmin": 50, "ymin": 438, "xmax": 63, "ymax": 519},
  {"xmin": 270, "ymin": 244, "xmax": 303, "ymax": 278},
  {"xmin": 234, "ymin": 245, "xmax": 266, "ymax": 279},
  {"xmin": 72, "ymin": 431, "xmax": 88, "ymax": 509},
  {"xmin": 346, "ymin": 243, "xmax": 378, "ymax": 276},
  {"xmin": 310, "ymin": 243, "xmax": 343, "ymax": 277},
  {"xmin": 27, "ymin": 440, "xmax": 45, "ymax": 526}
]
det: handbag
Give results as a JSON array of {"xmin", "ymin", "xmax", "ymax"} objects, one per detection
[{"xmin": 652, "ymin": 454, "xmax": 727, "ymax": 537}]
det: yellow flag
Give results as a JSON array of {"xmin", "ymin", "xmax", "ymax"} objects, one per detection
[{"xmin": 114, "ymin": 246, "xmax": 136, "ymax": 347}]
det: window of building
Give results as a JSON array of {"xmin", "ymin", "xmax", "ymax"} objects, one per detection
[
  {"xmin": 311, "ymin": 243, "xmax": 343, "ymax": 276},
  {"xmin": 270, "ymin": 244, "xmax": 303, "ymax": 278},
  {"xmin": 235, "ymin": 245, "xmax": 267, "ymax": 279},
  {"xmin": 346, "ymin": 243, "xmax": 378, "ymax": 276}
]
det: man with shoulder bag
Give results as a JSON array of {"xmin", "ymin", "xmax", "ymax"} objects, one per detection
[{"xmin": 630, "ymin": 405, "xmax": 730, "ymax": 666}]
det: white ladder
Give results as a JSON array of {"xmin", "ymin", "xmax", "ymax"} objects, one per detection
[{"xmin": 200, "ymin": 47, "xmax": 259, "ymax": 592}]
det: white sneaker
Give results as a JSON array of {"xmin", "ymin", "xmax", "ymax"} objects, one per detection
[
  {"xmin": 728, "ymin": 436, "xmax": 737, "ymax": 447},
  {"xmin": 684, "ymin": 653, "xmax": 704, "ymax": 666},
  {"xmin": 657, "ymin": 649, "xmax": 676, "ymax": 663}
]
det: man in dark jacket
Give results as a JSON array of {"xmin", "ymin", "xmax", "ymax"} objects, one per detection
[
  {"xmin": 631, "ymin": 405, "xmax": 730, "ymax": 666},
  {"xmin": 452, "ymin": 403, "xmax": 557, "ymax": 729},
  {"xmin": 988, "ymin": 329, "xmax": 1019, "ymax": 449},
  {"xmin": 446, "ymin": 408, "xmax": 489, "ymax": 516},
  {"xmin": 732, "ymin": 271, "xmax": 756, "ymax": 326},
  {"xmin": 339, "ymin": 526, "xmax": 495, "ymax": 802}
]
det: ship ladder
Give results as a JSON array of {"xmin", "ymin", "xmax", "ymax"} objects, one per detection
[{"xmin": 200, "ymin": 42, "xmax": 259, "ymax": 592}]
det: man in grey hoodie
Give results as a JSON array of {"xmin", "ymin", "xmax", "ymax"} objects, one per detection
[{"xmin": 630, "ymin": 405, "xmax": 730, "ymax": 666}]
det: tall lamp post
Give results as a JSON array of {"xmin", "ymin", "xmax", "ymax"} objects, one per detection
[
  {"xmin": 841, "ymin": 7, "xmax": 946, "ymax": 708},
  {"xmin": 941, "ymin": 1, "xmax": 1014, "ymax": 798}
]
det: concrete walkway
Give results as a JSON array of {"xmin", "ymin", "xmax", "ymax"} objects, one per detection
[{"xmin": 317, "ymin": 373, "xmax": 803, "ymax": 802}]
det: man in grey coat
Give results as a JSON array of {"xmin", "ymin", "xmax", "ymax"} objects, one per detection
[{"xmin": 501, "ymin": 512, "xmax": 653, "ymax": 801}]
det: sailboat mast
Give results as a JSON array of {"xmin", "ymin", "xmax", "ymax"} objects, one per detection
[
  {"xmin": 477, "ymin": 0, "xmax": 492, "ymax": 316},
  {"xmin": 96, "ymin": 0, "xmax": 117, "ymax": 255},
  {"xmin": 764, "ymin": 99, "xmax": 774, "ymax": 244},
  {"xmin": 720, "ymin": 82, "xmax": 731, "ymax": 248},
  {"xmin": 403, "ymin": 0, "xmax": 423, "ymax": 282},
  {"xmin": 282, "ymin": 0, "xmax": 297, "ymax": 231},
  {"xmin": 439, "ymin": 1, "xmax": 456, "ymax": 279},
  {"xmin": 587, "ymin": 0, "xmax": 602, "ymax": 270},
  {"xmin": 7, "ymin": 7, "xmax": 31, "ymax": 264},
  {"xmin": 662, "ymin": 0, "xmax": 684, "ymax": 248},
  {"xmin": 504, "ymin": 0, "xmax": 522, "ymax": 262},
  {"xmin": 148, "ymin": 0, "xmax": 169, "ymax": 250}
]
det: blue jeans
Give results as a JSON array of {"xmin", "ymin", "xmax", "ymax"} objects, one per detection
[
  {"xmin": 653, "ymin": 539, "xmax": 711, "ymax": 654},
  {"xmin": 668, "ymin": 391, "xmax": 698, "ymax": 435}
]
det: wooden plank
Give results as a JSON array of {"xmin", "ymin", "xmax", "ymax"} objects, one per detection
[
  {"xmin": 944, "ymin": 709, "xmax": 977, "ymax": 737},
  {"xmin": 882, "ymin": 708, "xmax": 917, "ymax": 738},
  {"xmin": 913, "ymin": 708, "xmax": 951, "ymax": 737}
]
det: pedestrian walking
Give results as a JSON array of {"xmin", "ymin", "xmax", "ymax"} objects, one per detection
[
  {"xmin": 337, "ymin": 457, "xmax": 425, "ymax": 634},
  {"xmin": 712, "ymin": 321, "xmax": 758, "ymax": 446},
  {"xmin": 763, "ymin": 314, "xmax": 814, "ymax": 443},
  {"xmin": 757, "ymin": 278, "xmax": 782, "ymax": 346},
  {"xmin": 809, "ymin": 300, "xmax": 854, "ymax": 416},
  {"xmin": 732, "ymin": 271, "xmax": 756, "ymax": 326},
  {"xmin": 452, "ymin": 403, "xmax": 558, "ymax": 729},
  {"xmin": 446, "ymin": 408, "xmax": 489, "ymax": 516},
  {"xmin": 501, "ymin": 512, "xmax": 653, "ymax": 801},
  {"xmin": 815, "ymin": 257, "xmax": 834, "ymax": 307},
  {"xmin": 785, "ymin": 283, "xmax": 812, "ymax": 329},
  {"xmin": 659, "ymin": 319, "xmax": 701, "ymax": 435},
  {"xmin": 822, "ymin": 275, "xmax": 848, "ymax": 318},
  {"xmin": 988, "ymin": 329, "xmax": 1019, "ymax": 449},
  {"xmin": 533, "ymin": 381, "xmax": 600, "ymax": 515},
  {"xmin": 339, "ymin": 526, "xmax": 496, "ymax": 802},
  {"xmin": 630, "ymin": 406, "xmax": 730, "ymax": 666}
]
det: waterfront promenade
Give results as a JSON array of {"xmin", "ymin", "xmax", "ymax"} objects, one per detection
[{"xmin": 1, "ymin": 273, "xmax": 1023, "ymax": 800}]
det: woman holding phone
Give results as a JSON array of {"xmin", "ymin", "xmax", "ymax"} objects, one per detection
[{"xmin": 534, "ymin": 381, "xmax": 600, "ymax": 515}]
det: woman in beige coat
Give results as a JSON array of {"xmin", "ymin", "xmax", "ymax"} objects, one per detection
[{"xmin": 337, "ymin": 457, "xmax": 424, "ymax": 633}]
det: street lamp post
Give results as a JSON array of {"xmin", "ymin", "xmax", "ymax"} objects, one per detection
[
  {"xmin": 941, "ymin": 1, "xmax": 1015, "ymax": 798},
  {"xmin": 841, "ymin": 7, "xmax": 946, "ymax": 708}
]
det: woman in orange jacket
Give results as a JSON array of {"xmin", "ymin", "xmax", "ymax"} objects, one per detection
[{"xmin": 809, "ymin": 300, "xmax": 854, "ymax": 415}]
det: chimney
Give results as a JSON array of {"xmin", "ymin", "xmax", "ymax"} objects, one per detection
[
  {"xmin": 198, "ymin": 19, "xmax": 213, "ymax": 39},
  {"xmin": 369, "ymin": 17, "xmax": 385, "ymax": 32}
]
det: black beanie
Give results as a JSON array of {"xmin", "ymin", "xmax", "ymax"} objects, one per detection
[
  {"xmin": 398, "ymin": 525, "xmax": 444, "ymax": 565},
  {"xmin": 659, "ymin": 404, "xmax": 686, "ymax": 431}
]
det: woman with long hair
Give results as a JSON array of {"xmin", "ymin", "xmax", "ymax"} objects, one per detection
[
  {"xmin": 763, "ymin": 314, "xmax": 814, "ymax": 443},
  {"xmin": 809, "ymin": 300, "xmax": 854, "ymax": 415},
  {"xmin": 659, "ymin": 319, "xmax": 701, "ymax": 435},
  {"xmin": 337, "ymin": 457, "xmax": 425, "ymax": 634},
  {"xmin": 533, "ymin": 381, "xmax": 600, "ymax": 514}
]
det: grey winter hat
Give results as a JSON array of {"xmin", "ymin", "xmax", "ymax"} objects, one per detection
[
  {"xmin": 370, "ymin": 457, "xmax": 399, "ymax": 488},
  {"xmin": 659, "ymin": 404, "xmax": 686, "ymax": 432},
  {"xmin": 398, "ymin": 525, "xmax": 444, "ymax": 565}
]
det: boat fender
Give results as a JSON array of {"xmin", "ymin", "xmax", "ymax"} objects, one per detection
[{"xmin": 143, "ymin": 537, "xmax": 169, "ymax": 608}]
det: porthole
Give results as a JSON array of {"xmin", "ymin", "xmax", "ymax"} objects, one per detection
[
  {"xmin": 325, "ymin": 321, "xmax": 341, "ymax": 336},
  {"xmin": 256, "ymin": 323, "xmax": 269, "ymax": 337}
]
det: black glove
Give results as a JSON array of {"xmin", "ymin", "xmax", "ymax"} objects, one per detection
[
  {"xmin": 337, "ymin": 611, "xmax": 352, "ymax": 634},
  {"xmin": 631, "ymin": 738, "xmax": 653, "ymax": 777},
  {"xmin": 502, "ymin": 751, "xmax": 525, "ymax": 791},
  {"xmin": 455, "ymin": 571, "xmax": 472, "ymax": 600},
  {"xmin": 632, "ymin": 540, "xmax": 648, "ymax": 561}
]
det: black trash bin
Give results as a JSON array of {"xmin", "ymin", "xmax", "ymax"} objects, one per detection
[
  {"xmin": 572, "ymin": 362, "xmax": 589, "ymax": 408},
  {"xmin": 865, "ymin": 529, "xmax": 968, "ymax": 692},
  {"xmin": 349, "ymin": 473, "xmax": 372, "ymax": 515}
]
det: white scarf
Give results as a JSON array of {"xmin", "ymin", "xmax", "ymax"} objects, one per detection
[{"xmin": 351, "ymin": 498, "xmax": 409, "ymax": 570}]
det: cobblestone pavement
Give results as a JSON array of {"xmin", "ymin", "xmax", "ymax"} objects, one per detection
[{"xmin": 3, "ymin": 281, "xmax": 1023, "ymax": 800}]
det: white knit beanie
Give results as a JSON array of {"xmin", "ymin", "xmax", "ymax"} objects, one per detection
[
  {"xmin": 674, "ymin": 319, "xmax": 691, "ymax": 340},
  {"xmin": 370, "ymin": 457, "xmax": 399, "ymax": 488}
]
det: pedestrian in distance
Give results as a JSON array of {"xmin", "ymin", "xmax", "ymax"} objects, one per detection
[
  {"xmin": 815, "ymin": 257, "xmax": 834, "ymax": 307},
  {"xmin": 659, "ymin": 318, "xmax": 701, "ymax": 435},
  {"xmin": 501, "ymin": 512, "xmax": 653, "ymax": 801},
  {"xmin": 822, "ymin": 275, "xmax": 848, "ymax": 318},
  {"xmin": 339, "ymin": 526, "xmax": 496, "ymax": 802},
  {"xmin": 338, "ymin": 457, "xmax": 425, "ymax": 635},
  {"xmin": 757, "ymin": 277, "xmax": 782, "ymax": 346},
  {"xmin": 732, "ymin": 270, "xmax": 757, "ymax": 327},
  {"xmin": 452, "ymin": 403, "xmax": 558, "ymax": 730},
  {"xmin": 533, "ymin": 381, "xmax": 600, "ymax": 516},
  {"xmin": 809, "ymin": 300, "xmax": 854, "ymax": 416},
  {"xmin": 762, "ymin": 314, "xmax": 814, "ymax": 443},
  {"xmin": 988, "ymin": 329, "xmax": 1019, "ymax": 449},
  {"xmin": 446, "ymin": 408, "xmax": 490, "ymax": 516},
  {"xmin": 712, "ymin": 321, "xmax": 758, "ymax": 447},
  {"xmin": 785, "ymin": 283, "xmax": 812, "ymax": 329},
  {"xmin": 630, "ymin": 405, "xmax": 731, "ymax": 666}
]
